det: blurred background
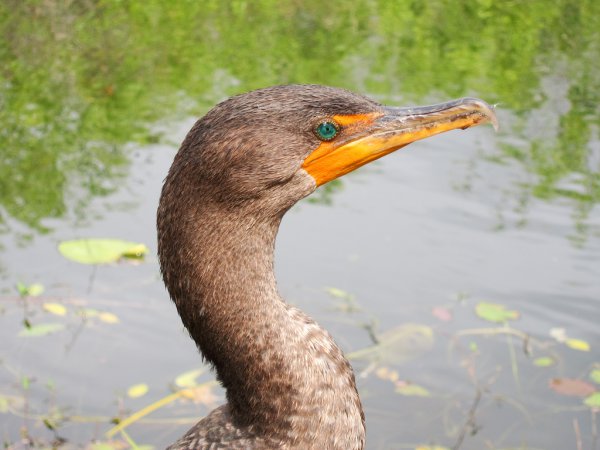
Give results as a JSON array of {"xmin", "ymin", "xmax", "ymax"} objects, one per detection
[{"xmin": 1, "ymin": 1, "xmax": 599, "ymax": 449}]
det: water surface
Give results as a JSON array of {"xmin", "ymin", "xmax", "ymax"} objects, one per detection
[{"xmin": 1, "ymin": 2, "xmax": 599, "ymax": 449}]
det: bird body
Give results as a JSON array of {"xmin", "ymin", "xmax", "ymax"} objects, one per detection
[{"xmin": 157, "ymin": 85, "xmax": 496, "ymax": 449}]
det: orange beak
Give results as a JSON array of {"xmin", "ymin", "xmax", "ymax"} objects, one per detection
[{"xmin": 302, "ymin": 97, "xmax": 498, "ymax": 186}]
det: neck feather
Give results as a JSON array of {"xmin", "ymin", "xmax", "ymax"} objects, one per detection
[{"xmin": 158, "ymin": 177, "xmax": 365, "ymax": 446}]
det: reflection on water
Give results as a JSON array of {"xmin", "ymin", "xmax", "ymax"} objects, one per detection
[
  {"xmin": 1, "ymin": 0, "xmax": 598, "ymax": 237},
  {"xmin": 0, "ymin": 1, "xmax": 599, "ymax": 449}
]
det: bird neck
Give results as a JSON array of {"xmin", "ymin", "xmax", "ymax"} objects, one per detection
[{"xmin": 158, "ymin": 188, "xmax": 364, "ymax": 445}]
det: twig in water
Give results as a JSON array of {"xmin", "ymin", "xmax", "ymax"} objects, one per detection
[
  {"xmin": 573, "ymin": 417, "xmax": 583, "ymax": 450},
  {"xmin": 362, "ymin": 319, "xmax": 380, "ymax": 345},
  {"xmin": 106, "ymin": 381, "xmax": 219, "ymax": 438},
  {"xmin": 64, "ymin": 311, "xmax": 88, "ymax": 353},
  {"xmin": 120, "ymin": 428, "xmax": 140, "ymax": 450},
  {"xmin": 505, "ymin": 323, "xmax": 521, "ymax": 391},
  {"xmin": 452, "ymin": 387, "xmax": 483, "ymax": 450},
  {"xmin": 592, "ymin": 409, "xmax": 598, "ymax": 450},
  {"xmin": 87, "ymin": 264, "xmax": 97, "ymax": 294}
]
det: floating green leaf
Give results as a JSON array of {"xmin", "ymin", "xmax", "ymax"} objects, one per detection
[
  {"xmin": 175, "ymin": 368, "xmax": 206, "ymax": 388},
  {"xmin": 121, "ymin": 244, "xmax": 148, "ymax": 260},
  {"xmin": 127, "ymin": 383, "xmax": 149, "ymax": 398},
  {"xmin": 43, "ymin": 418, "xmax": 57, "ymax": 431},
  {"xmin": 18, "ymin": 323, "xmax": 65, "ymax": 337},
  {"xmin": 584, "ymin": 392, "xmax": 600, "ymax": 408},
  {"xmin": 347, "ymin": 324, "xmax": 434, "ymax": 365},
  {"xmin": 16, "ymin": 282, "xmax": 44, "ymax": 297},
  {"xmin": 565, "ymin": 338, "xmax": 590, "ymax": 352},
  {"xmin": 99, "ymin": 312, "xmax": 120, "ymax": 324},
  {"xmin": 0, "ymin": 396, "xmax": 8, "ymax": 413},
  {"xmin": 325, "ymin": 287, "xmax": 353, "ymax": 300},
  {"xmin": 396, "ymin": 383, "xmax": 431, "ymax": 397},
  {"xmin": 590, "ymin": 369, "xmax": 600, "ymax": 385},
  {"xmin": 475, "ymin": 302, "xmax": 519, "ymax": 323},
  {"xmin": 533, "ymin": 357, "xmax": 555, "ymax": 367},
  {"xmin": 27, "ymin": 283, "xmax": 44, "ymax": 296},
  {"xmin": 58, "ymin": 239, "xmax": 148, "ymax": 264},
  {"xmin": 43, "ymin": 302, "xmax": 67, "ymax": 316},
  {"xmin": 16, "ymin": 282, "xmax": 28, "ymax": 296}
]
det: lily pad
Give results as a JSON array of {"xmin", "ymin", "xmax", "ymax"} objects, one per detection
[
  {"xmin": 16, "ymin": 282, "xmax": 44, "ymax": 297},
  {"xmin": 0, "ymin": 396, "xmax": 8, "ymax": 413},
  {"xmin": 533, "ymin": 357, "xmax": 555, "ymax": 367},
  {"xmin": 43, "ymin": 303, "xmax": 67, "ymax": 316},
  {"xmin": 395, "ymin": 383, "xmax": 431, "ymax": 397},
  {"xmin": 565, "ymin": 338, "xmax": 590, "ymax": 352},
  {"xmin": 18, "ymin": 323, "xmax": 65, "ymax": 337},
  {"xmin": 58, "ymin": 239, "xmax": 148, "ymax": 264},
  {"xmin": 584, "ymin": 392, "xmax": 600, "ymax": 408},
  {"xmin": 127, "ymin": 383, "xmax": 149, "ymax": 398},
  {"xmin": 325, "ymin": 287, "xmax": 353, "ymax": 300},
  {"xmin": 549, "ymin": 378, "xmax": 596, "ymax": 397},
  {"xmin": 121, "ymin": 244, "xmax": 149, "ymax": 260},
  {"xmin": 98, "ymin": 312, "xmax": 120, "ymax": 324},
  {"xmin": 475, "ymin": 302, "xmax": 519, "ymax": 323},
  {"xmin": 347, "ymin": 324, "xmax": 434, "ymax": 365},
  {"xmin": 175, "ymin": 368, "xmax": 206, "ymax": 388},
  {"xmin": 431, "ymin": 306, "xmax": 452, "ymax": 322},
  {"xmin": 590, "ymin": 369, "xmax": 600, "ymax": 385}
]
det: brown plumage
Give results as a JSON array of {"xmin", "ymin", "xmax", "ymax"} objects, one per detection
[{"xmin": 157, "ymin": 85, "xmax": 496, "ymax": 449}]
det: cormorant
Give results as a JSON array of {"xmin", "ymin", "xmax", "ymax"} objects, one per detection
[{"xmin": 157, "ymin": 85, "xmax": 497, "ymax": 449}]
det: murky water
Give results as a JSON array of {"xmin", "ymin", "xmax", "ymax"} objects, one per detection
[{"xmin": 1, "ymin": 2, "xmax": 599, "ymax": 449}]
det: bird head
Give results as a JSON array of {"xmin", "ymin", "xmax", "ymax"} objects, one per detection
[{"xmin": 172, "ymin": 85, "xmax": 497, "ymax": 216}]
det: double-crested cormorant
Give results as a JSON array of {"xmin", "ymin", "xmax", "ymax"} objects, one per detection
[{"xmin": 157, "ymin": 85, "xmax": 496, "ymax": 449}]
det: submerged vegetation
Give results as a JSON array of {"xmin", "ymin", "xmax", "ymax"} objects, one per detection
[
  {"xmin": 1, "ymin": 0, "xmax": 599, "ymax": 448},
  {"xmin": 1, "ymin": 281, "xmax": 599, "ymax": 448}
]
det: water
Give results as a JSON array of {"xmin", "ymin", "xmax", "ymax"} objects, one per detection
[{"xmin": 1, "ymin": 2, "xmax": 599, "ymax": 449}]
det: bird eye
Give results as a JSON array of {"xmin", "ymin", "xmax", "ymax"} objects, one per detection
[{"xmin": 315, "ymin": 121, "xmax": 339, "ymax": 141}]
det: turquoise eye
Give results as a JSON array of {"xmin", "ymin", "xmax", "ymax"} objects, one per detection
[{"xmin": 315, "ymin": 121, "xmax": 339, "ymax": 141}]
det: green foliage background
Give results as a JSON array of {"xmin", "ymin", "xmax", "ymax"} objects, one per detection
[{"xmin": 1, "ymin": 0, "xmax": 598, "ymax": 231}]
